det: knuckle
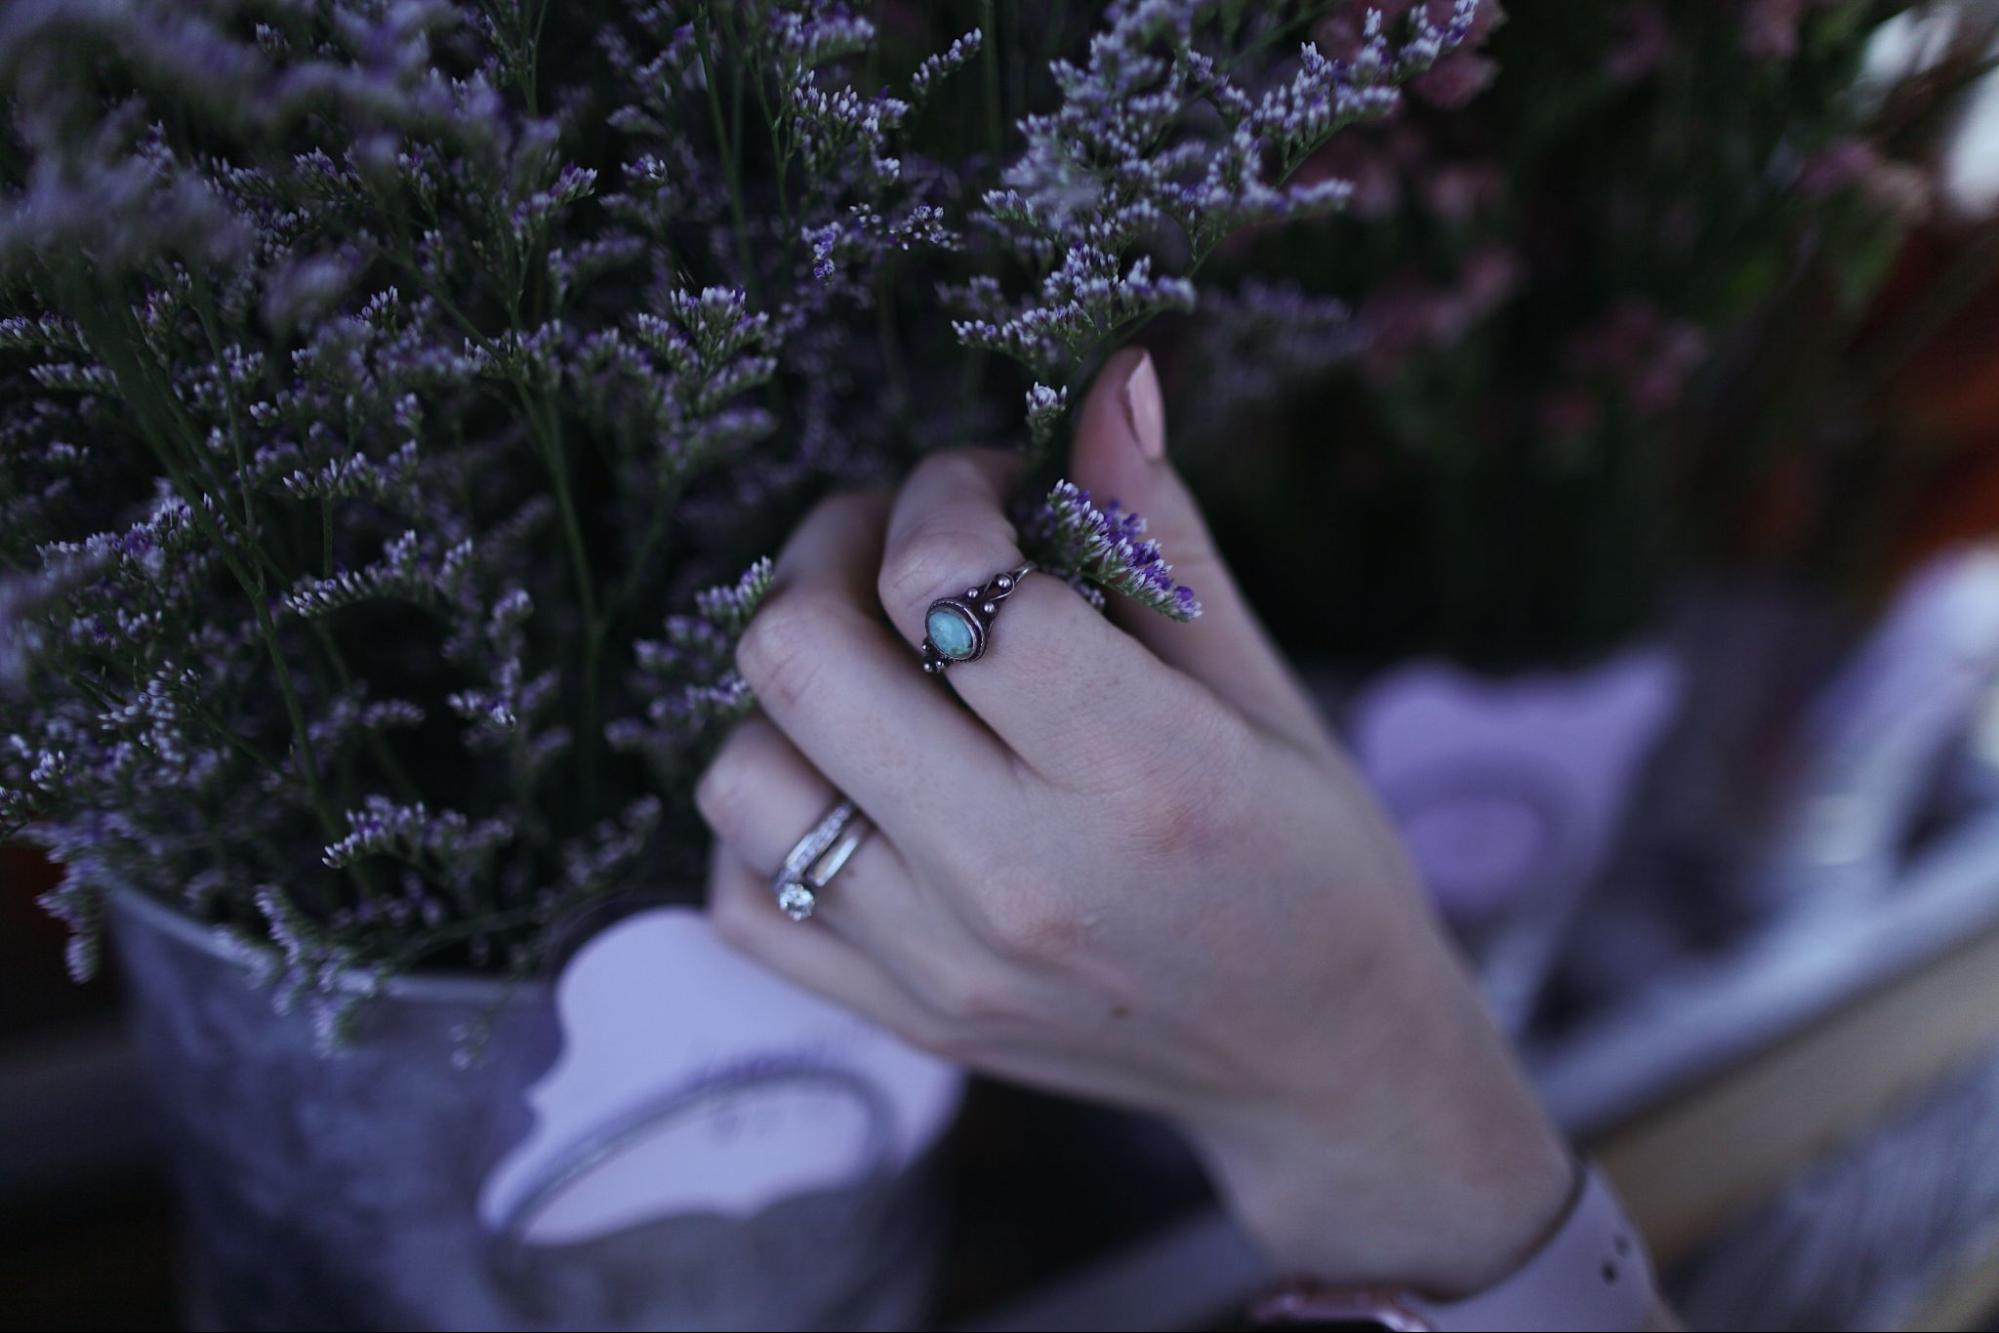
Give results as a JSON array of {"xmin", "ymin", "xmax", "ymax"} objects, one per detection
[
  {"xmin": 979, "ymin": 886, "xmax": 1085, "ymax": 963},
  {"xmin": 814, "ymin": 487, "xmax": 890, "ymax": 528},
  {"xmin": 879, "ymin": 1003, "xmax": 969, "ymax": 1060},
  {"xmin": 914, "ymin": 447, "xmax": 999, "ymax": 496},
  {"xmin": 918, "ymin": 1022, "xmax": 985, "ymax": 1065},
  {"xmin": 920, "ymin": 962, "xmax": 1014, "ymax": 1025},
  {"xmin": 693, "ymin": 749, "xmax": 750, "ymax": 834},
  {"xmin": 734, "ymin": 593, "xmax": 840, "ymax": 711},
  {"xmin": 1121, "ymin": 711, "xmax": 1257, "ymax": 857},
  {"xmin": 881, "ymin": 521, "xmax": 1013, "ymax": 618}
]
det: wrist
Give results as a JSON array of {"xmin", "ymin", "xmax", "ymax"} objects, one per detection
[
  {"xmin": 1250, "ymin": 1162, "xmax": 1666, "ymax": 1332},
  {"xmin": 1180, "ymin": 937, "xmax": 1574, "ymax": 1297},
  {"xmin": 1195, "ymin": 1101, "xmax": 1575, "ymax": 1297}
]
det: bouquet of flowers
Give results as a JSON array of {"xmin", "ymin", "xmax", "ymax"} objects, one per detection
[{"xmin": 0, "ymin": 0, "xmax": 1483, "ymax": 1033}]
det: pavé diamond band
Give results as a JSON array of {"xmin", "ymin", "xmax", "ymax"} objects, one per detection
[{"xmin": 770, "ymin": 799, "xmax": 872, "ymax": 922}]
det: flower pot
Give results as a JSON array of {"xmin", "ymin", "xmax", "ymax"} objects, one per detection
[{"xmin": 108, "ymin": 887, "xmax": 956, "ymax": 1331}]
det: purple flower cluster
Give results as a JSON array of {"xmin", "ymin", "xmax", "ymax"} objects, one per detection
[
  {"xmin": 948, "ymin": 0, "xmax": 1479, "ymax": 428},
  {"xmin": 612, "ymin": 558, "xmax": 773, "ymax": 758},
  {"xmin": 1024, "ymin": 481, "xmax": 1201, "ymax": 623},
  {"xmin": 1173, "ymin": 279, "xmax": 1367, "ymax": 436},
  {"xmin": 0, "ymin": 0, "xmax": 1490, "ymax": 1014}
]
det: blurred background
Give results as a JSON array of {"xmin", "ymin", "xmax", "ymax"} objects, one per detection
[{"xmin": 9, "ymin": 2, "xmax": 1999, "ymax": 1330}]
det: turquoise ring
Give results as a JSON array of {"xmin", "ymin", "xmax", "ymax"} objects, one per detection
[{"xmin": 920, "ymin": 563, "xmax": 1035, "ymax": 674}]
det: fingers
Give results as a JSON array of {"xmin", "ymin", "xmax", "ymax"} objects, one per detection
[
  {"xmin": 1066, "ymin": 348, "xmax": 1333, "ymax": 748},
  {"xmin": 698, "ymin": 716, "xmax": 1012, "ymax": 1043},
  {"xmin": 877, "ymin": 446, "xmax": 1218, "ymax": 778},
  {"xmin": 734, "ymin": 488, "xmax": 1013, "ymax": 833},
  {"xmin": 707, "ymin": 843, "xmax": 946, "ymax": 1052},
  {"xmin": 695, "ymin": 713, "xmax": 924, "ymax": 959}
]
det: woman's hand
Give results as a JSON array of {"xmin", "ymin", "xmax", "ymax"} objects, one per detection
[{"xmin": 695, "ymin": 349, "xmax": 1572, "ymax": 1296}]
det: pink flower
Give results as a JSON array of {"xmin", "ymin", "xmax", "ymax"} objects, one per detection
[
  {"xmin": 1358, "ymin": 247, "xmax": 1521, "ymax": 376},
  {"xmin": 1308, "ymin": 138, "xmax": 1403, "ymax": 221},
  {"xmin": 1565, "ymin": 302, "xmax": 1708, "ymax": 416},
  {"xmin": 1413, "ymin": 53, "xmax": 1498, "ymax": 108},
  {"xmin": 1539, "ymin": 391, "xmax": 1601, "ymax": 441},
  {"xmin": 1798, "ymin": 138, "xmax": 1882, "ymax": 195},
  {"xmin": 1798, "ymin": 138, "xmax": 1933, "ymax": 220},
  {"xmin": 1740, "ymin": 0, "xmax": 1839, "ymax": 60},
  {"xmin": 1424, "ymin": 162, "xmax": 1502, "ymax": 224},
  {"xmin": 1607, "ymin": 5, "xmax": 1673, "ymax": 84}
]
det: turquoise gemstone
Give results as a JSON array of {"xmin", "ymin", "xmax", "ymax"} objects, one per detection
[{"xmin": 926, "ymin": 605, "xmax": 978, "ymax": 660}]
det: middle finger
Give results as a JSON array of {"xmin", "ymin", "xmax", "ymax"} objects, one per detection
[
  {"xmin": 733, "ymin": 488, "xmax": 1019, "ymax": 851},
  {"xmin": 877, "ymin": 448, "xmax": 1217, "ymax": 778}
]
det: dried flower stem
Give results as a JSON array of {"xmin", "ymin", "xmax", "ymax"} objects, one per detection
[
  {"xmin": 694, "ymin": 7, "xmax": 764, "ymax": 310},
  {"xmin": 68, "ymin": 296, "xmax": 357, "ymax": 905},
  {"xmin": 978, "ymin": 0, "xmax": 1006, "ymax": 157}
]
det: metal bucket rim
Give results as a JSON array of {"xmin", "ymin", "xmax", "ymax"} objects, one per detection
[{"xmin": 108, "ymin": 882, "xmax": 552, "ymax": 1005}]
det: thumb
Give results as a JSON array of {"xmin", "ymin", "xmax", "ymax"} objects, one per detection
[{"xmin": 1066, "ymin": 347, "xmax": 1330, "ymax": 746}]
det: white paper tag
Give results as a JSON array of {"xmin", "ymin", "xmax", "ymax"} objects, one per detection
[
  {"xmin": 1352, "ymin": 651, "xmax": 1680, "ymax": 923},
  {"xmin": 478, "ymin": 907, "xmax": 962, "ymax": 1245}
]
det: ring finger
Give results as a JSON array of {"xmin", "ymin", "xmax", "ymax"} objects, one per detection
[{"xmin": 696, "ymin": 713, "xmax": 933, "ymax": 964}]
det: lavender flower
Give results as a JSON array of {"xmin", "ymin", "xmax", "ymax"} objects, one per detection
[
  {"xmin": 1173, "ymin": 279, "xmax": 1367, "ymax": 435},
  {"xmin": 613, "ymin": 558, "xmax": 774, "ymax": 757},
  {"xmin": 948, "ymin": 0, "xmax": 1478, "ymax": 426},
  {"xmin": 1024, "ymin": 382, "xmax": 1070, "ymax": 457},
  {"xmin": 1023, "ymin": 481, "xmax": 1201, "ymax": 623},
  {"xmin": 320, "ymin": 797, "xmax": 514, "ymax": 884},
  {"xmin": 911, "ymin": 31, "xmax": 984, "ymax": 105}
]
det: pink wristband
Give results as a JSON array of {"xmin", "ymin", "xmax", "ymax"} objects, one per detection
[{"xmin": 1252, "ymin": 1161, "xmax": 1658, "ymax": 1331}]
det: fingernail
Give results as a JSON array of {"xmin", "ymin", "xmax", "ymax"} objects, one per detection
[{"xmin": 1119, "ymin": 351, "xmax": 1166, "ymax": 462}]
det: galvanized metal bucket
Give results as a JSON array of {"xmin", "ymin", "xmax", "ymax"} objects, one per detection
[{"xmin": 108, "ymin": 887, "xmax": 948, "ymax": 1331}]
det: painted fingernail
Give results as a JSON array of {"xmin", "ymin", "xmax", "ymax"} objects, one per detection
[{"xmin": 1119, "ymin": 351, "xmax": 1166, "ymax": 462}]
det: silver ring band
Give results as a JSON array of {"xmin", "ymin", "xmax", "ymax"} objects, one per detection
[
  {"xmin": 920, "ymin": 562, "xmax": 1035, "ymax": 674},
  {"xmin": 771, "ymin": 799, "xmax": 873, "ymax": 922}
]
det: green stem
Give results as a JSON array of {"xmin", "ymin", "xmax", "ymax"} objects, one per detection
[
  {"xmin": 516, "ymin": 385, "xmax": 603, "ymax": 819},
  {"xmin": 69, "ymin": 286, "xmax": 370, "ymax": 908},
  {"xmin": 603, "ymin": 482, "xmax": 679, "ymax": 630},
  {"xmin": 693, "ymin": 8, "xmax": 764, "ymax": 308},
  {"xmin": 524, "ymin": 0, "xmax": 550, "ymax": 114},
  {"xmin": 875, "ymin": 266, "xmax": 912, "ymax": 419},
  {"xmin": 178, "ymin": 685, "xmax": 287, "ymax": 776},
  {"xmin": 188, "ymin": 275, "xmax": 261, "ymax": 537},
  {"xmin": 978, "ymin": 0, "xmax": 1006, "ymax": 158},
  {"xmin": 523, "ymin": 391, "xmax": 599, "ymax": 628},
  {"xmin": 380, "ymin": 228, "xmax": 596, "ymax": 813},
  {"xmin": 753, "ymin": 69, "xmax": 797, "ymax": 275},
  {"xmin": 367, "ymin": 900, "xmax": 555, "ymax": 975},
  {"xmin": 81, "ymin": 310, "xmax": 318, "ymax": 790},
  {"xmin": 865, "ymin": 0, "xmax": 884, "ymax": 89}
]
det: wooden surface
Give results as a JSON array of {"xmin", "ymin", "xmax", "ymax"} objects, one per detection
[
  {"xmin": 1590, "ymin": 917, "xmax": 1999, "ymax": 1282},
  {"xmin": 1903, "ymin": 1224, "xmax": 1999, "ymax": 1332},
  {"xmin": 963, "ymin": 909, "xmax": 1999, "ymax": 1332}
]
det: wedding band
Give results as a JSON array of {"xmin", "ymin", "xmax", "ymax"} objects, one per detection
[
  {"xmin": 920, "ymin": 562, "xmax": 1035, "ymax": 674},
  {"xmin": 771, "ymin": 799, "xmax": 872, "ymax": 922}
]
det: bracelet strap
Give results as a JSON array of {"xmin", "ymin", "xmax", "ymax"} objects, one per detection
[{"xmin": 1252, "ymin": 1161, "xmax": 1658, "ymax": 1332}]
